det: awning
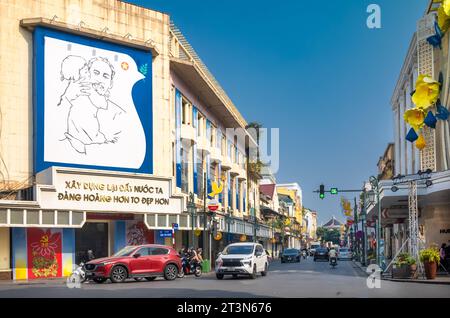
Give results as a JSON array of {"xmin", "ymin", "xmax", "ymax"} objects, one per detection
[{"xmin": 366, "ymin": 170, "xmax": 450, "ymax": 224}]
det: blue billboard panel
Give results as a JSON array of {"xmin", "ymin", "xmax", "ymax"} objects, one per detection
[{"xmin": 34, "ymin": 27, "xmax": 153, "ymax": 173}]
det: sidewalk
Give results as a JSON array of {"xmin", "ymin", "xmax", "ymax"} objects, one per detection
[
  {"xmin": 0, "ymin": 277, "xmax": 67, "ymax": 287},
  {"xmin": 352, "ymin": 260, "xmax": 450, "ymax": 285}
]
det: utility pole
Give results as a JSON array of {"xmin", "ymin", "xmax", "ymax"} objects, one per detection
[{"xmin": 202, "ymin": 172, "xmax": 208, "ymax": 263}]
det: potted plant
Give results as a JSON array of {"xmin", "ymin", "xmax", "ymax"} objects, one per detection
[
  {"xmin": 419, "ymin": 246, "xmax": 440, "ymax": 280},
  {"xmin": 392, "ymin": 253, "xmax": 416, "ymax": 279}
]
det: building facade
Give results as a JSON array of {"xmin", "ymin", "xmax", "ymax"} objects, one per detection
[
  {"xmin": 366, "ymin": 2, "xmax": 450, "ymax": 264},
  {"xmin": 0, "ymin": 0, "xmax": 271, "ymax": 280}
]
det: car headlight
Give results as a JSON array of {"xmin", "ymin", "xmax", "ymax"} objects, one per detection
[{"xmin": 97, "ymin": 261, "xmax": 115, "ymax": 266}]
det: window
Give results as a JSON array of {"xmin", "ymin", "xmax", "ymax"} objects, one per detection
[
  {"xmin": 198, "ymin": 113, "xmax": 205, "ymax": 137},
  {"xmin": 181, "ymin": 148, "xmax": 189, "ymax": 194},
  {"xmin": 114, "ymin": 246, "xmax": 138, "ymax": 257},
  {"xmin": 182, "ymin": 97, "xmax": 191, "ymax": 125},
  {"xmin": 198, "ymin": 152, "xmax": 205, "ymax": 198},
  {"xmin": 221, "ymin": 135, "xmax": 226, "ymax": 156},
  {"xmin": 151, "ymin": 248, "xmax": 169, "ymax": 255},
  {"xmin": 211, "ymin": 125, "xmax": 216, "ymax": 147},
  {"xmin": 136, "ymin": 248, "xmax": 151, "ymax": 256},
  {"xmin": 255, "ymin": 245, "xmax": 264, "ymax": 255},
  {"xmin": 172, "ymin": 142, "xmax": 175, "ymax": 177},
  {"xmin": 210, "ymin": 163, "xmax": 216, "ymax": 184}
]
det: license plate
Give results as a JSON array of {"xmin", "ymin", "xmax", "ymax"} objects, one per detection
[
  {"xmin": 226, "ymin": 267, "xmax": 235, "ymax": 271},
  {"xmin": 288, "ymin": 258, "xmax": 292, "ymax": 260}
]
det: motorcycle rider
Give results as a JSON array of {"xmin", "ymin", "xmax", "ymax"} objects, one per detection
[
  {"xmin": 329, "ymin": 247, "xmax": 337, "ymax": 265},
  {"xmin": 196, "ymin": 248, "xmax": 204, "ymax": 263}
]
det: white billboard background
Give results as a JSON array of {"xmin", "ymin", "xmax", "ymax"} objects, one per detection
[{"xmin": 43, "ymin": 36, "xmax": 147, "ymax": 169}]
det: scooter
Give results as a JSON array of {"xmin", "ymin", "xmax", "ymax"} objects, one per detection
[
  {"xmin": 302, "ymin": 250, "xmax": 307, "ymax": 259},
  {"xmin": 330, "ymin": 257, "xmax": 338, "ymax": 268},
  {"xmin": 178, "ymin": 255, "xmax": 202, "ymax": 278},
  {"xmin": 68, "ymin": 262, "xmax": 87, "ymax": 284}
]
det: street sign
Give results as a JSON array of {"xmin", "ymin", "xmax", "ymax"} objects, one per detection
[
  {"xmin": 330, "ymin": 188, "xmax": 338, "ymax": 195},
  {"xmin": 172, "ymin": 223, "xmax": 179, "ymax": 230},
  {"xmin": 207, "ymin": 199, "xmax": 219, "ymax": 211},
  {"xmin": 159, "ymin": 230, "xmax": 172, "ymax": 238}
]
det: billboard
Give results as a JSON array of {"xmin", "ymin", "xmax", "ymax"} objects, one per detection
[{"xmin": 34, "ymin": 27, "xmax": 153, "ymax": 173}]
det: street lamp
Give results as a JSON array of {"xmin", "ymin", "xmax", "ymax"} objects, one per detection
[
  {"xmin": 360, "ymin": 194, "xmax": 367, "ymax": 266},
  {"xmin": 369, "ymin": 176, "xmax": 382, "ymax": 268}
]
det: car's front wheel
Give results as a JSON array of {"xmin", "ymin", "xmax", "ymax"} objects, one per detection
[
  {"xmin": 164, "ymin": 264, "xmax": 178, "ymax": 281},
  {"xmin": 216, "ymin": 273, "xmax": 224, "ymax": 280},
  {"xmin": 110, "ymin": 265, "xmax": 127, "ymax": 283},
  {"xmin": 250, "ymin": 265, "xmax": 257, "ymax": 279}
]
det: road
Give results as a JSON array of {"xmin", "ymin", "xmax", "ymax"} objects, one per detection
[{"xmin": 0, "ymin": 258, "xmax": 449, "ymax": 298}]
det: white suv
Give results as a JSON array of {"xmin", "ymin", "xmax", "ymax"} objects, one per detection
[{"xmin": 215, "ymin": 243, "xmax": 268, "ymax": 279}]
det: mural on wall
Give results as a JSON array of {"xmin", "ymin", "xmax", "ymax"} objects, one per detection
[
  {"xmin": 27, "ymin": 229, "xmax": 62, "ymax": 279},
  {"xmin": 34, "ymin": 27, "xmax": 153, "ymax": 173},
  {"xmin": 12, "ymin": 228, "xmax": 74, "ymax": 280},
  {"xmin": 126, "ymin": 220, "xmax": 154, "ymax": 246}
]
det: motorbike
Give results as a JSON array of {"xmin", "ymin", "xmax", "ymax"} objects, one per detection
[
  {"xmin": 178, "ymin": 255, "xmax": 202, "ymax": 278},
  {"xmin": 301, "ymin": 250, "xmax": 307, "ymax": 259},
  {"xmin": 330, "ymin": 257, "xmax": 338, "ymax": 268},
  {"xmin": 68, "ymin": 262, "xmax": 87, "ymax": 284}
]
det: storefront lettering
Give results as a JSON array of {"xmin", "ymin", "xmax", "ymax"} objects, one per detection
[
  {"xmin": 440, "ymin": 229, "xmax": 450, "ymax": 234},
  {"xmin": 134, "ymin": 186, "xmax": 163, "ymax": 194},
  {"xmin": 58, "ymin": 179, "xmax": 170, "ymax": 207},
  {"xmin": 58, "ymin": 191, "xmax": 82, "ymax": 201}
]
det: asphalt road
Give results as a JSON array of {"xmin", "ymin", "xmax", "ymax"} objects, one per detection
[{"xmin": 0, "ymin": 257, "xmax": 449, "ymax": 298}]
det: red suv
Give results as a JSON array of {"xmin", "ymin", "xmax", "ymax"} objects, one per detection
[{"xmin": 84, "ymin": 244, "xmax": 182, "ymax": 283}]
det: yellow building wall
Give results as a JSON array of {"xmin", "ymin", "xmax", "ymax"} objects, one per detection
[
  {"xmin": 0, "ymin": 228, "xmax": 10, "ymax": 270},
  {"xmin": 277, "ymin": 188, "xmax": 303, "ymax": 224}
]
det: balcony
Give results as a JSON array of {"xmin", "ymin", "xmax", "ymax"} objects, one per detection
[
  {"xmin": 237, "ymin": 166, "xmax": 247, "ymax": 181},
  {"xmin": 210, "ymin": 146, "xmax": 222, "ymax": 164},
  {"xmin": 181, "ymin": 124, "xmax": 196, "ymax": 142},
  {"xmin": 196, "ymin": 136, "xmax": 211, "ymax": 154},
  {"xmin": 230, "ymin": 163, "xmax": 240, "ymax": 177},
  {"xmin": 221, "ymin": 156, "xmax": 232, "ymax": 170}
]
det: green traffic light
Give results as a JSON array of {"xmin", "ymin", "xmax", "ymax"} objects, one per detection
[
  {"xmin": 320, "ymin": 193, "xmax": 325, "ymax": 199},
  {"xmin": 330, "ymin": 188, "xmax": 338, "ymax": 195}
]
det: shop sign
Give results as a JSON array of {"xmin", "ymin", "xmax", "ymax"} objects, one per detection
[
  {"xmin": 207, "ymin": 199, "xmax": 219, "ymax": 212},
  {"xmin": 35, "ymin": 167, "xmax": 183, "ymax": 214},
  {"xmin": 159, "ymin": 230, "xmax": 173, "ymax": 238}
]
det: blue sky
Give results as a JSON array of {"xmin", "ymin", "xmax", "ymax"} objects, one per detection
[{"xmin": 129, "ymin": 0, "xmax": 428, "ymax": 225}]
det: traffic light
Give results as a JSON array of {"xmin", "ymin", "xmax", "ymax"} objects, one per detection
[
  {"xmin": 319, "ymin": 184, "xmax": 325, "ymax": 199},
  {"xmin": 330, "ymin": 188, "xmax": 338, "ymax": 195}
]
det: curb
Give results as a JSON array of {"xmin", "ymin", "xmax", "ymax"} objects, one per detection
[
  {"xmin": 382, "ymin": 277, "xmax": 450, "ymax": 285},
  {"xmin": 351, "ymin": 261, "xmax": 450, "ymax": 285},
  {"xmin": 351, "ymin": 261, "xmax": 369, "ymax": 276}
]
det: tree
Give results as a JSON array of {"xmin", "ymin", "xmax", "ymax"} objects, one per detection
[
  {"xmin": 324, "ymin": 229, "xmax": 341, "ymax": 245},
  {"xmin": 316, "ymin": 227, "xmax": 340, "ymax": 245},
  {"xmin": 316, "ymin": 227, "xmax": 326, "ymax": 241}
]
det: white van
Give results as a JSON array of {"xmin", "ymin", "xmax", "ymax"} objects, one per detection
[
  {"xmin": 215, "ymin": 243, "xmax": 268, "ymax": 279},
  {"xmin": 309, "ymin": 242, "xmax": 321, "ymax": 256}
]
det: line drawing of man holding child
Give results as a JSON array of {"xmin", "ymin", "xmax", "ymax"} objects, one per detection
[{"xmin": 57, "ymin": 55, "xmax": 125, "ymax": 154}]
